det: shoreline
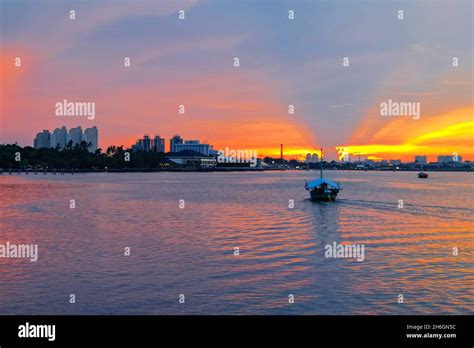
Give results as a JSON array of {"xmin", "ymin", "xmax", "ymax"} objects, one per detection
[{"xmin": 1, "ymin": 168, "xmax": 472, "ymax": 174}]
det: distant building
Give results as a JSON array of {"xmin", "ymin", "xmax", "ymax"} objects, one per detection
[
  {"xmin": 33, "ymin": 126, "xmax": 98, "ymax": 151},
  {"xmin": 153, "ymin": 135, "xmax": 165, "ymax": 153},
  {"xmin": 131, "ymin": 139, "xmax": 144, "ymax": 152},
  {"xmin": 438, "ymin": 156, "xmax": 448, "ymax": 164},
  {"xmin": 83, "ymin": 126, "xmax": 98, "ymax": 153},
  {"xmin": 305, "ymin": 153, "xmax": 319, "ymax": 163},
  {"xmin": 67, "ymin": 126, "xmax": 83, "ymax": 147},
  {"xmin": 50, "ymin": 127, "xmax": 67, "ymax": 149},
  {"xmin": 166, "ymin": 150, "xmax": 216, "ymax": 169},
  {"xmin": 438, "ymin": 155, "xmax": 462, "ymax": 164},
  {"xmin": 170, "ymin": 135, "xmax": 184, "ymax": 153},
  {"xmin": 142, "ymin": 134, "xmax": 151, "ymax": 152},
  {"xmin": 174, "ymin": 140, "xmax": 211, "ymax": 156},
  {"xmin": 414, "ymin": 156, "xmax": 427, "ymax": 164},
  {"xmin": 132, "ymin": 134, "xmax": 165, "ymax": 152},
  {"xmin": 34, "ymin": 130, "xmax": 50, "ymax": 149},
  {"xmin": 390, "ymin": 159, "xmax": 401, "ymax": 165}
]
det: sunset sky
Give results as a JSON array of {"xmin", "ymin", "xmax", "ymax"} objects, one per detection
[{"xmin": 1, "ymin": 0, "xmax": 472, "ymax": 161}]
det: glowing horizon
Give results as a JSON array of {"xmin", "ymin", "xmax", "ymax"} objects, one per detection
[{"xmin": 337, "ymin": 107, "xmax": 474, "ymax": 162}]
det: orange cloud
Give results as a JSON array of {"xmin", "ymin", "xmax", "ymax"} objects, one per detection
[
  {"xmin": 337, "ymin": 107, "xmax": 474, "ymax": 161},
  {"xmin": 1, "ymin": 47, "xmax": 39, "ymax": 136},
  {"xmin": 91, "ymin": 70, "xmax": 318, "ymax": 159},
  {"xmin": 1, "ymin": 42, "xmax": 317, "ymax": 159}
]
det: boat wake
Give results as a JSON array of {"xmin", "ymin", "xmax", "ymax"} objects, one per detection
[{"xmin": 335, "ymin": 198, "xmax": 474, "ymax": 222}]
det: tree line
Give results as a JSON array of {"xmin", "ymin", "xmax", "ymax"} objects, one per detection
[{"xmin": 0, "ymin": 143, "xmax": 166, "ymax": 169}]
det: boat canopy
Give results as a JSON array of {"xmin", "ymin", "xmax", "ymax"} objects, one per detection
[{"xmin": 305, "ymin": 178, "xmax": 341, "ymax": 190}]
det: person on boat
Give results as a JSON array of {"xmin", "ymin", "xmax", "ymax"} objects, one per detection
[{"xmin": 321, "ymin": 182, "xmax": 328, "ymax": 193}]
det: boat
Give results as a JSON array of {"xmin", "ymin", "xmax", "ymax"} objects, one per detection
[
  {"xmin": 305, "ymin": 148, "xmax": 341, "ymax": 202},
  {"xmin": 418, "ymin": 165, "xmax": 428, "ymax": 178},
  {"xmin": 305, "ymin": 177, "xmax": 341, "ymax": 202}
]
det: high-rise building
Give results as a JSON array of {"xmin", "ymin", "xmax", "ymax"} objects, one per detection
[
  {"xmin": 438, "ymin": 155, "xmax": 462, "ymax": 163},
  {"xmin": 49, "ymin": 134, "xmax": 56, "ymax": 148},
  {"xmin": 133, "ymin": 139, "xmax": 144, "ymax": 152},
  {"xmin": 170, "ymin": 135, "xmax": 183, "ymax": 153},
  {"xmin": 67, "ymin": 126, "xmax": 83, "ymax": 148},
  {"xmin": 305, "ymin": 153, "xmax": 320, "ymax": 163},
  {"xmin": 132, "ymin": 139, "xmax": 143, "ymax": 152},
  {"xmin": 142, "ymin": 134, "xmax": 151, "ymax": 152},
  {"xmin": 153, "ymin": 135, "xmax": 165, "ymax": 153},
  {"xmin": 131, "ymin": 134, "xmax": 162, "ymax": 152},
  {"xmin": 33, "ymin": 126, "xmax": 98, "ymax": 151},
  {"xmin": 50, "ymin": 126, "xmax": 67, "ymax": 149},
  {"xmin": 83, "ymin": 126, "xmax": 99, "ymax": 153},
  {"xmin": 439, "ymin": 155, "xmax": 447, "ymax": 163},
  {"xmin": 414, "ymin": 156, "xmax": 427, "ymax": 164},
  {"xmin": 132, "ymin": 138, "xmax": 142, "ymax": 152},
  {"xmin": 34, "ymin": 130, "xmax": 51, "ymax": 149}
]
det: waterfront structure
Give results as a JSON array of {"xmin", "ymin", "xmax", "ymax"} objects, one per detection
[
  {"xmin": 83, "ymin": 126, "xmax": 98, "ymax": 152},
  {"xmin": 33, "ymin": 130, "xmax": 50, "ymax": 149},
  {"xmin": 173, "ymin": 140, "xmax": 212, "ymax": 156},
  {"xmin": 166, "ymin": 150, "xmax": 216, "ymax": 168}
]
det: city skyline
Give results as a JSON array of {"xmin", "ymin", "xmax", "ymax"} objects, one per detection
[
  {"xmin": 26, "ymin": 125, "xmax": 468, "ymax": 165},
  {"xmin": 32, "ymin": 126, "xmax": 98, "ymax": 153}
]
